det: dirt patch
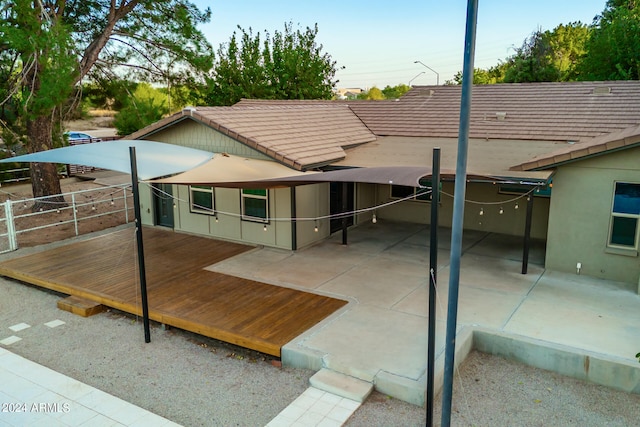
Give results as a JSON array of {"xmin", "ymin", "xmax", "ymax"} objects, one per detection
[{"xmin": 1, "ymin": 177, "xmax": 131, "ymax": 248}]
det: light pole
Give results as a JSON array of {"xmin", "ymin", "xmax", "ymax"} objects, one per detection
[
  {"xmin": 409, "ymin": 71, "xmax": 425, "ymax": 86},
  {"xmin": 414, "ymin": 60, "xmax": 440, "ymax": 85}
]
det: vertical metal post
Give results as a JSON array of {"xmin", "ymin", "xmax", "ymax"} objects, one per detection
[
  {"xmin": 341, "ymin": 182, "xmax": 348, "ymax": 245},
  {"xmin": 290, "ymin": 186, "xmax": 297, "ymax": 251},
  {"xmin": 123, "ymin": 187, "xmax": 129, "ymax": 223},
  {"xmin": 72, "ymin": 193, "xmax": 79, "ymax": 236},
  {"xmin": 426, "ymin": 148, "xmax": 440, "ymax": 427},
  {"xmin": 5, "ymin": 200, "xmax": 17, "ymax": 251},
  {"xmin": 129, "ymin": 147, "xmax": 151, "ymax": 343},
  {"xmin": 441, "ymin": 1, "xmax": 479, "ymax": 426},
  {"xmin": 521, "ymin": 194, "xmax": 534, "ymax": 274}
]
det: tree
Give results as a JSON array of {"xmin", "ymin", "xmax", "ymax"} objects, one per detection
[
  {"xmin": 447, "ymin": 65, "xmax": 507, "ymax": 85},
  {"xmin": 578, "ymin": 0, "xmax": 640, "ymax": 80},
  {"xmin": 382, "ymin": 84, "xmax": 411, "ymax": 99},
  {"xmin": 113, "ymin": 83, "xmax": 169, "ymax": 135},
  {"xmin": 357, "ymin": 87, "xmax": 385, "ymax": 100},
  {"xmin": 502, "ymin": 23, "xmax": 589, "ymax": 83},
  {"xmin": 207, "ymin": 23, "xmax": 340, "ymax": 105},
  {"xmin": 0, "ymin": 1, "xmax": 213, "ymax": 210}
]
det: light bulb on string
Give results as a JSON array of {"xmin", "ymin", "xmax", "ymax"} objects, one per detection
[
  {"xmin": 499, "ymin": 207, "xmax": 504, "ymax": 215},
  {"xmin": 479, "ymin": 207, "xmax": 484, "ymax": 216},
  {"xmin": 515, "ymin": 202, "xmax": 519, "ymax": 210},
  {"xmin": 263, "ymin": 224, "xmax": 267, "ymax": 232},
  {"xmin": 111, "ymin": 198, "xmax": 115, "ymax": 206},
  {"xmin": 372, "ymin": 213, "xmax": 377, "ymax": 224},
  {"xmin": 314, "ymin": 220, "xmax": 319, "ymax": 233}
]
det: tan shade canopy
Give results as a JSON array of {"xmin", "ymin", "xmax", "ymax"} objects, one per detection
[
  {"xmin": 149, "ymin": 153, "xmax": 551, "ymax": 189},
  {"xmin": 149, "ymin": 153, "xmax": 312, "ymax": 188}
]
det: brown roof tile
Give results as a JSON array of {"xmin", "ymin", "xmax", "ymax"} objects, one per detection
[
  {"xmin": 510, "ymin": 123, "xmax": 640, "ymax": 171},
  {"xmin": 349, "ymin": 81, "xmax": 640, "ymax": 142},
  {"xmin": 128, "ymin": 104, "xmax": 376, "ymax": 170}
]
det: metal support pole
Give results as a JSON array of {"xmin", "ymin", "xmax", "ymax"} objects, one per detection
[
  {"xmin": 341, "ymin": 182, "xmax": 348, "ymax": 245},
  {"xmin": 5, "ymin": 200, "xmax": 17, "ymax": 251},
  {"xmin": 291, "ymin": 187, "xmax": 297, "ymax": 251},
  {"xmin": 441, "ymin": 1, "xmax": 479, "ymax": 426},
  {"xmin": 72, "ymin": 193, "xmax": 79, "ymax": 236},
  {"xmin": 521, "ymin": 195, "xmax": 534, "ymax": 274},
  {"xmin": 426, "ymin": 148, "xmax": 440, "ymax": 427},
  {"xmin": 129, "ymin": 147, "xmax": 151, "ymax": 343}
]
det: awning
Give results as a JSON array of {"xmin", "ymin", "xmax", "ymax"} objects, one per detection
[
  {"xmin": 0, "ymin": 140, "xmax": 214, "ymax": 180},
  {"xmin": 152, "ymin": 163, "xmax": 549, "ymax": 189},
  {"xmin": 149, "ymin": 153, "xmax": 311, "ymax": 187}
]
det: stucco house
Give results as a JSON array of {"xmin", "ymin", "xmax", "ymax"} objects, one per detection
[{"xmin": 129, "ymin": 81, "xmax": 640, "ymax": 291}]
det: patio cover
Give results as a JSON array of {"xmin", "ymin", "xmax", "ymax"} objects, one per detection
[
  {"xmin": 0, "ymin": 140, "xmax": 214, "ymax": 180},
  {"xmin": 150, "ymin": 153, "xmax": 312, "ymax": 187},
  {"xmin": 152, "ymin": 163, "xmax": 549, "ymax": 189}
]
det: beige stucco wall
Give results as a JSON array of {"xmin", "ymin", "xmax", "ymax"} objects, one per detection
[
  {"xmin": 295, "ymin": 183, "xmax": 331, "ymax": 249},
  {"xmin": 357, "ymin": 181, "xmax": 549, "ymax": 240},
  {"xmin": 545, "ymin": 148, "xmax": 640, "ymax": 287},
  {"xmin": 143, "ymin": 118, "xmax": 272, "ymax": 160}
]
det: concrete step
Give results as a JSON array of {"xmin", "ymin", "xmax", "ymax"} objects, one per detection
[{"xmin": 309, "ymin": 368, "xmax": 373, "ymax": 403}]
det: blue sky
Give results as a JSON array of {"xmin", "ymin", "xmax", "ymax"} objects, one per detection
[{"xmin": 194, "ymin": 0, "xmax": 607, "ymax": 88}]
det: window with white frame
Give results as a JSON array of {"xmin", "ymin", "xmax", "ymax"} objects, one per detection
[
  {"xmin": 189, "ymin": 185, "xmax": 215, "ymax": 215},
  {"xmin": 241, "ymin": 188, "xmax": 269, "ymax": 222},
  {"xmin": 390, "ymin": 179, "xmax": 439, "ymax": 202},
  {"xmin": 608, "ymin": 182, "xmax": 640, "ymax": 249}
]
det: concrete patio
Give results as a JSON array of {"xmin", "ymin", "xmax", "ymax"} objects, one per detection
[{"xmin": 209, "ymin": 219, "xmax": 640, "ymax": 405}]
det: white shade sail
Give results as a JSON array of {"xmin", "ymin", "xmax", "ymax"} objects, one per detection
[{"xmin": 0, "ymin": 140, "xmax": 214, "ymax": 180}]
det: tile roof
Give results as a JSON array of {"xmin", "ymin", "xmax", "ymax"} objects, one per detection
[
  {"xmin": 348, "ymin": 81, "xmax": 640, "ymax": 142},
  {"xmin": 128, "ymin": 104, "xmax": 376, "ymax": 170},
  {"xmin": 511, "ymin": 123, "xmax": 640, "ymax": 171},
  {"xmin": 333, "ymin": 136, "xmax": 559, "ymax": 181}
]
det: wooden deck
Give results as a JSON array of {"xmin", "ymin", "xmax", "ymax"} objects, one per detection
[{"xmin": 0, "ymin": 227, "xmax": 347, "ymax": 356}]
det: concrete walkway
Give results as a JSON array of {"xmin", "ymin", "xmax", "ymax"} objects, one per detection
[
  {"xmin": 0, "ymin": 347, "xmax": 179, "ymax": 427},
  {"xmin": 211, "ymin": 220, "xmax": 640, "ymax": 406}
]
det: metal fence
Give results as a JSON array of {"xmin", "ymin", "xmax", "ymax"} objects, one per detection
[{"xmin": 0, "ymin": 183, "xmax": 133, "ymax": 253}]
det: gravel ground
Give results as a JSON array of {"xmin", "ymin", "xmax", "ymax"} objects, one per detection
[{"xmin": 1, "ymin": 261, "xmax": 640, "ymax": 426}]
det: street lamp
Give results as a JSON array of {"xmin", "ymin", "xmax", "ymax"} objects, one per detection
[
  {"xmin": 414, "ymin": 60, "xmax": 440, "ymax": 85},
  {"xmin": 409, "ymin": 71, "xmax": 425, "ymax": 86}
]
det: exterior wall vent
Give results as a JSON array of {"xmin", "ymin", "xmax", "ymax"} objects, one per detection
[
  {"xmin": 496, "ymin": 112, "xmax": 507, "ymax": 121},
  {"xmin": 592, "ymin": 87, "xmax": 611, "ymax": 95}
]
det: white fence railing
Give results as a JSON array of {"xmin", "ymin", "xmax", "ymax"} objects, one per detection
[{"xmin": 0, "ymin": 184, "xmax": 133, "ymax": 253}]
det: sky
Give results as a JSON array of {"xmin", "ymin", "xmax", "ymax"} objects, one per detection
[{"xmin": 193, "ymin": 0, "xmax": 607, "ymax": 89}]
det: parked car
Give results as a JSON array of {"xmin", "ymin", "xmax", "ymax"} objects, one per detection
[{"xmin": 65, "ymin": 131, "xmax": 102, "ymax": 143}]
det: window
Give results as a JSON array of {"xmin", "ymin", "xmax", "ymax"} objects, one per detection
[
  {"xmin": 608, "ymin": 182, "xmax": 640, "ymax": 249},
  {"xmin": 190, "ymin": 185, "xmax": 215, "ymax": 215},
  {"xmin": 390, "ymin": 179, "xmax": 439, "ymax": 202},
  {"xmin": 241, "ymin": 188, "xmax": 269, "ymax": 222}
]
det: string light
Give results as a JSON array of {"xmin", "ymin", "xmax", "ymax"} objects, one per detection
[
  {"xmin": 314, "ymin": 220, "xmax": 319, "ymax": 232},
  {"xmin": 515, "ymin": 202, "xmax": 519, "ymax": 210},
  {"xmin": 499, "ymin": 207, "xmax": 504, "ymax": 215},
  {"xmin": 372, "ymin": 213, "xmax": 377, "ymax": 224},
  {"xmin": 479, "ymin": 207, "xmax": 484, "ymax": 216},
  {"xmin": 263, "ymin": 224, "xmax": 267, "ymax": 231}
]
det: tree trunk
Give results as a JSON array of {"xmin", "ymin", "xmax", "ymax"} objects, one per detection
[{"xmin": 26, "ymin": 115, "xmax": 66, "ymax": 212}]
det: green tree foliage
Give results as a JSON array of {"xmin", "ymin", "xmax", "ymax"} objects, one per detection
[
  {"xmin": 0, "ymin": 0, "xmax": 213, "ymax": 209},
  {"xmin": 502, "ymin": 23, "xmax": 589, "ymax": 83},
  {"xmin": 207, "ymin": 23, "xmax": 340, "ymax": 105},
  {"xmin": 382, "ymin": 84, "xmax": 411, "ymax": 99},
  {"xmin": 113, "ymin": 83, "xmax": 168, "ymax": 135},
  {"xmin": 357, "ymin": 85, "xmax": 410, "ymax": 100},
  {"xmin": 578, "ymin": 0, "xmax": 640, "ymax": 80},
  {"xmin": 447, "ymin": 65, "xmax": 507, "ymax": 85},
  {"xmin": 450, "ymin": 22, "xmax": 589, "ymax": 84}
]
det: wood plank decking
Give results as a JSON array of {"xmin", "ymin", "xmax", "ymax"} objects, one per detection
[{"xmin": 0, "ymin": 227, "xmax": 348, "ymax": 356}]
